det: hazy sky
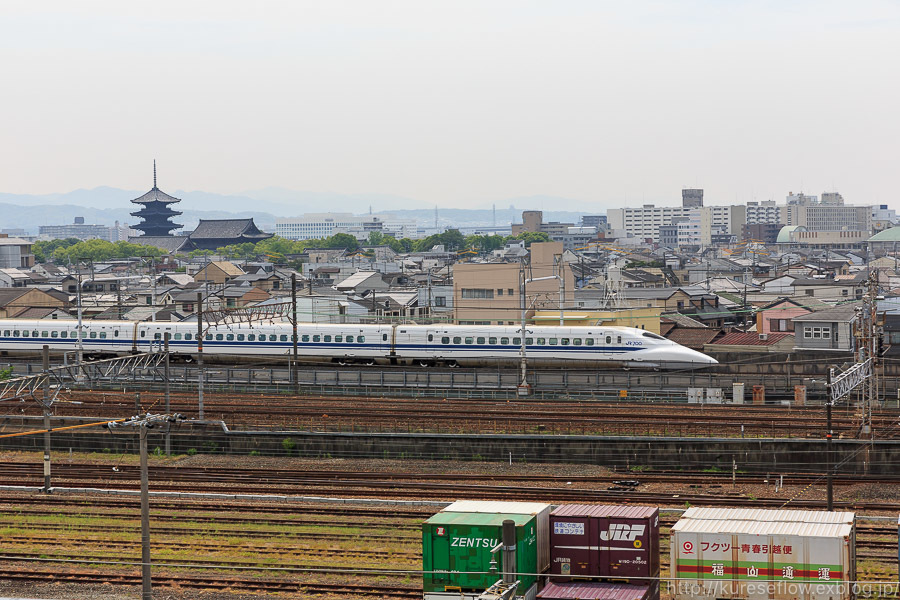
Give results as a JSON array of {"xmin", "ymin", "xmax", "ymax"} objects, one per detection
[{"xmin": 1, "ymin": 1, "xmax": 898, "ymax": 211}]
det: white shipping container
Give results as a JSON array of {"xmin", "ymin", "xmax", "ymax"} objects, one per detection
[{"xmin": 671, "ymin": 518, "xmax": 854, "ymax": 600}]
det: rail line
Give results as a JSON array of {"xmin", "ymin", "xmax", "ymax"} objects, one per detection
[
  {"xmin": 0, "ymin": 463, "xmax": 895, "ymax": 489},
  {"xmin": 7, "ymin": 390, "xmax": 897, "ymax": 438},
  {"xmin": 0, "ymin": 465, "xmax": 896, "ymax": 510},
  {"xmin": 0, "ymin": 566, "xmax": 421, "ymax": 597}
]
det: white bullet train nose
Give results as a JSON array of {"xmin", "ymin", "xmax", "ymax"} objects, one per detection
[{"xmin": 642, "ymin": 346, "xmax": 718, "ymax": 368}]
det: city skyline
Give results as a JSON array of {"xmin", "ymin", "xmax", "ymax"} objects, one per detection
[{"xmin": 1, "ymin": 2, "xmax": 898, "ymax": 210}]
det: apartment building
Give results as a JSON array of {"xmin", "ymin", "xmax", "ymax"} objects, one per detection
[
  {"xmin": 607, "ymin": 205, "xmax": 691, "ymax": 241},
  {"xmin": 452, "ymin": 242, "xmax": 575, "ymax": 325},
  {"xmin": 276, "ymin": 213, "xmax": 418, "ymax": 240},
  {"xmin": 745, "ymin": 201, "xmax": 782, "ymax": 225},
  {"xmin": 610, "ymin": 204, "xmax": 744, "ymax": 245}
]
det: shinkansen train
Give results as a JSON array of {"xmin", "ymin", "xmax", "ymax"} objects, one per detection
[{"xmin": 0, "ymin": 319, "xmax": 717, "ymax": 370}]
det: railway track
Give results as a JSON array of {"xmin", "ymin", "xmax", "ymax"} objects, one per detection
[
  {"xmin": 0, "ymin": 466, "xmax": 896, "ymax": 510},
  {"xmin": 0, "ymin": 566, "xmax": 421, "ymax": 597},
  {"xmin": 0, "ymin": 462, "xmax": 895, "ymax": 489},
  {"xmin": 7, "ymin": 391, "xmax": 897, "ymax": 438}
]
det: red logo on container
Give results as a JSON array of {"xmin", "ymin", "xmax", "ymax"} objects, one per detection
[
  {"xmin": 436, "ymin": 527, "xmax": 446, "ymax": 536},
  {"xmin": 683, "ymin": 541, "xmax": 694, "ymax": 554}
]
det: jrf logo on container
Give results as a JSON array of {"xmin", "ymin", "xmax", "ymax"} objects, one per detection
[{"xmin": 600, "ymin": 523, "xmax": 646, "ymax": 542}]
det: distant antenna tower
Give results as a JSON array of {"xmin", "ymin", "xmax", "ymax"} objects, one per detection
[
  {"xmin": 492, "ymin": 204, "xmax": 496, "ymax": 227},
  {"xmin": 369, "ymin": 205, "xmax": 372, "ymax": 215},
  {"xmin": 434, "ymin": 206, "xmax": 438, "ymax": 228}
]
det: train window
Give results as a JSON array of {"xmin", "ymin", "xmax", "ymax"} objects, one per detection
[
  {"xmin": 560, "ymin": 338, "xmax": 569, "ymax": 345},
  {"xmin": 174, "ymin": 333, "xmax": 182, "ymax": 340},
  {"xmin": 537, "ymin": 338, "xmax": 545, "ymax": 345},
  {"xmin": 60, "ymin": 331, "xmax": 67, "ymax": 338},
  {"xmin": 453, "ymin": 336, "xmax": 462, "ymax": 344},
  {"xmin": 236, "ymin": 334, "xmax": 244, "ymax": 341},
  {"xmin": 489, "ymin": 337, "xmax": 497, "ymax": 344},
  {"xmin": 2, "ymin": 330, "xmax": 7, "ymax": 336},
  {"xmin": 154, "ymin": 333, "xmax": 161, "ymax": 340},
  {"xmin": 32, "ymin": 331, "xmax": 38, "ymax": 337},
  {"xmin": 279, "ymin": 335, "xmax": 287, "ymax": 342},
  {"xmin": 335, "ymin": 335, "xmax": 342, "ymax": 342},
  {"xmin": 22, "ymin": 330, "xmax": 28, "ymax": 337},
  {"xmin": 324, "ymin": 335, "xmax": 332, "ymax": 342},
  {"xmin": 586, "ymin": 338, "xmax": 594, "ymax": 346},
  {"xmin": 617, "ymin": 336, "xmax": 622, "ymax": 343},
  {"xmin": 358, "ymin": 336, "xmax": 365, "ymax": 343},
  {"xmin": 427, "ymin": 334, "xmax": 433, "ymax": 342},
  {"xmin": 477, "ymin": 337, "xmax": 485, "ymax": 344},
  {"xmin": 346, "ymin": 335, "xmax": 353, "ymax": 343},
  {"xmin": 99, "ymin": 332, "xmax": 107, "ymax": 339},
  {"xmin": 259, "ymin": 335, "xmax": 267, "ymax": 342},
  {"xmin": 465, "ymin": 337, "xmax": 474, "ymax": 344},
  {"xmin": 226, "ymin": 334, "xmax": 234, "ymax": 341},
  {"xmin": 215, "ymin": 334, "xmax": 223, "ymax": 341},
  {"xmin": 13, "ymin": 330, "xmax": 20, "ymax": 337},
  {"xmin": 526, "ymin": 337, "xmax": 533, "ymax": 345},
  {"xmin": 382, "ymin": 334, "xmax": 388, "ymax": 341},
  {"xmin": 184, "ymin": 333, "xmax": 192, "ymax": 341},
  {"xmin": 442, "ymin": 336, "xmax": 450, "ymax": 344},
  {"xmin": 642, "ymin": 332, "xmax": 665, "ymax": 340},
  {"xmin": 605, "ymin": 336, "xmax": 611, "ymax": 344},
  {"xmin": 140, "ymin": 331, "xmax": 146, "ymax": 338},
  {"xmin": 500, "ymin": 337, "xmax": 509, "ymax": 345},
  {"xmin": 205, "ymin": 334, "xmax": 213, "ymax": 341},
  {"xmin": 114, "ymin": 330, "xmax": 119, "ymax": 337},
  {"xmin": 246, "ymin": 334, "xmax": 254, "ymax": 341},
  {"xmin": 549, "ymin": 338, "xmax": 558, "ymax": 346},
  {"xmin": 41, "ymin": 331, "xmax": 48, "ymax": 337},
  {"xmin": 513, "ymin": 337, "xmax": 521, "ymax": 345},
  {"xmin": 51, "ymin": 331, "xmax": 58, "ymax": 338},
  {"xmin": 313, "ymin": 335, "xmax": 321, "ymax": 342},
  {"xmin": 573, "ymin": 338, "xmax": 582, "ymax": 346},
  {"xmin": 90, "ymin": 332, "xmax": 97, "ymax": 339},
  {"xmin": 301, "ymin": 335, "xmax": 309, "ymax": 342}
]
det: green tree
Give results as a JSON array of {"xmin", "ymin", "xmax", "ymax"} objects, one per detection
[
  {"xmin": 503, "ymin": 231, "xmax": 551, "ymax": 247},
  {"xmin": 215, "ymin": 243, "xmax": 257, "ymax": 260},
  {"xmin": 33, "ymin": 238, "xmax": 80, "ymax": 263},
  {"xmin": 367, "ymin": 231, "xmax": 385, "ymax": 246},
  {"xmin": 323, "ymin": 233, "xmax": 360, "ymax": 251},
  {"xmin": 52, "ymin": 239, "xmax": 164, "ymax": 263}
]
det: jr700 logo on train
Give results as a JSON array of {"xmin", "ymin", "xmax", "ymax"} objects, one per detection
[{"xmin": 600, "ymin": 524, "xmax": 646, "ymax": 542}]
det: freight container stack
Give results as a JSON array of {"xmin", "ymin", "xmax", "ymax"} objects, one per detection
[
  {"xmin": 671, "ymin": 507, "xmax": 856, "ymax": 600},
  {"xmin": 539, "ymin": 505, "xmax": 660, "ymax": 600},
  {"xmin": 422, "ymin": 501, "xmax": 551, "ymax": 600}
]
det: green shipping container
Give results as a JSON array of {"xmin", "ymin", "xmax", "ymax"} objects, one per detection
[{"xmin": 423, "ymin": 511, "xmax": 539, "ymax": 594}]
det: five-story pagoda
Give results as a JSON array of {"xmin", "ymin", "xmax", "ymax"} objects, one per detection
[{"xmin": 130, "ymin": 161, "xmax": 183, "ymax": 236}]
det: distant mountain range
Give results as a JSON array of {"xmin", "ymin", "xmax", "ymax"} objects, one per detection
[{"xmin": 0, "ymin": 187, "xmax": 599, "ymax": 235}]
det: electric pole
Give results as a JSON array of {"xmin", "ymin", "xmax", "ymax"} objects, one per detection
[
  {"xmin": 291, "ymin": 274, "xmax": 299, "ymax": 391},
  {"xmin": 107, "ymin": 413, "xmax": 185, "ymax": 600},
  {"xmin": 196, "ymin": 292, "xmax": 204, "ymax": 420}
]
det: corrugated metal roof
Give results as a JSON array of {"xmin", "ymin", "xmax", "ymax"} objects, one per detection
[
  {"xmin": 551, "ymin": 504, "xmax": 657, "ymax": 519},
  {"xmin": 444, "ymin": 500, "xmax": 550, "ymax": 515},
  {"xmin": 710, "ymin": 332, "xmax": 793, "ymax": 346},
  {"xmin": 538, "ymin": 581, "xmax": 653, "ymax": 600},
  {"xmin": 672, "ymin": 518, "xmax": 852, "ymax": 538},
  {"xmin": 681, "ymin": 507, "xmax": 855, "ymax": 525}
]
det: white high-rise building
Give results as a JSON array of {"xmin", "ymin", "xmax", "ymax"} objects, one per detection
[
  {"xmin": 608, "ymin": 204, "xmax": 744, "ymax": 244},
  {"xmin": 276, "ymin": 213, "xmax": 420, "ymax": 241},
  {"xmin": 745, "ymin": 201, "xmax": 782, "ymax": 225}
]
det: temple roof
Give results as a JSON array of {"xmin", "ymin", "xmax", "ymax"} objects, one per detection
[
  {"xmin": 189, "ymin": 219, "xmax": 272, "ymax": 241},
  {"xmin": 130, "ymin": 187, "xmax": 182, "ymax": 206}
]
